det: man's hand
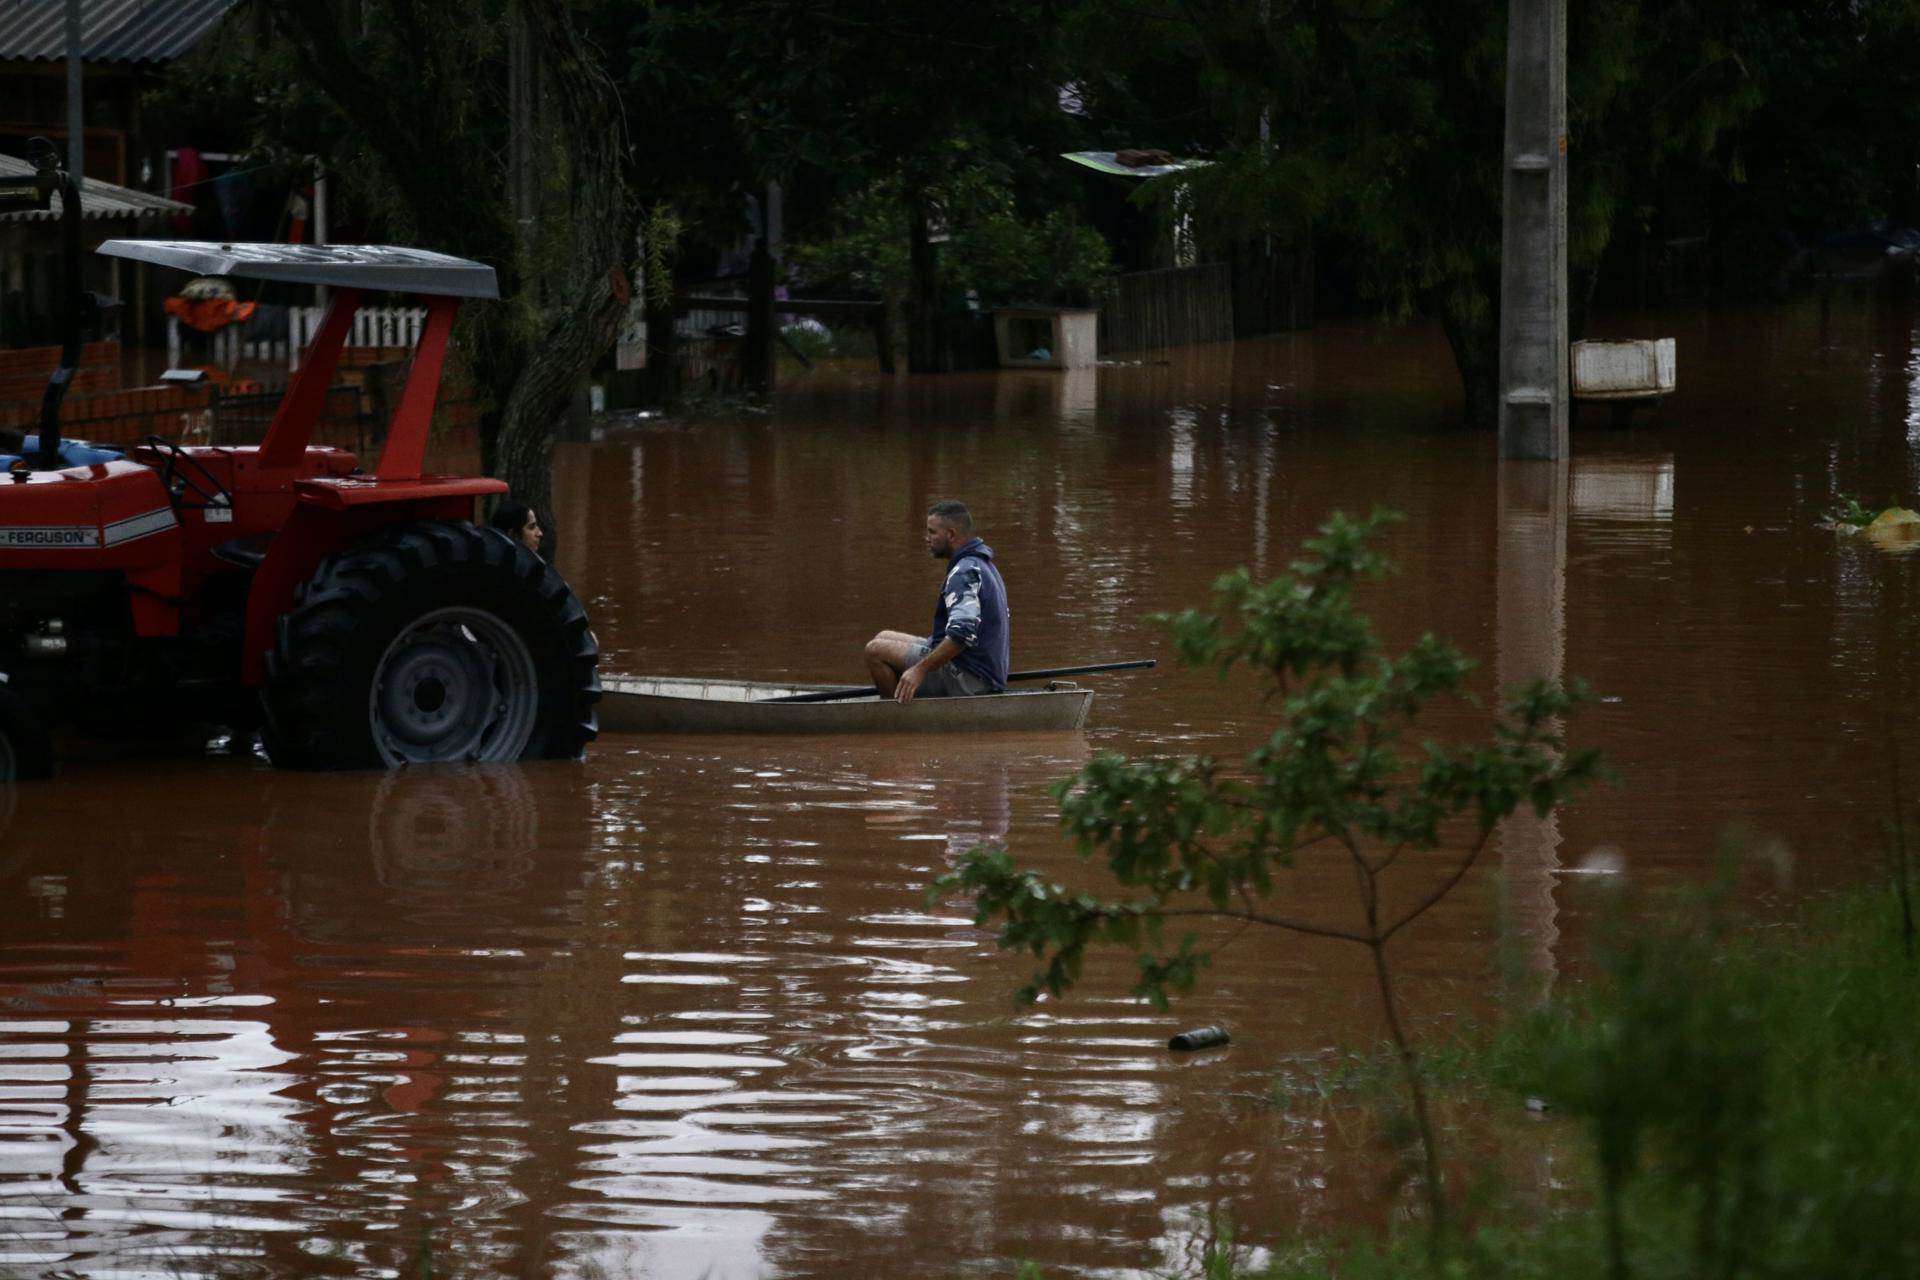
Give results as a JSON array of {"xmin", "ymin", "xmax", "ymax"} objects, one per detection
[{"xmin": 895, "ymin": 664, "xmax": 926, "ymax": 704}]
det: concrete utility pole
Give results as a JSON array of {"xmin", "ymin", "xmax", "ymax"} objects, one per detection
[
  {"xmin": 1497, "ymin": 0, "xmax": 1568, "ymax": 459},
  {"xmin": 64, "ymin": 0, "xmax": 83, "ymax": 181}
]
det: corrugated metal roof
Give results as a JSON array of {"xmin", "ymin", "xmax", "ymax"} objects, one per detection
[
  {"xmin": 0, "ymin": 0, "xmax": 237, "ymax": 65},
  {"xmin": 0, "ymin": 153, "xmax": 190, "ymax": 221}
]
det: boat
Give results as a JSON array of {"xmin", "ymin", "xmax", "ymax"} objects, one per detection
[{"xmin": 599, "ymin": 675, "xmax": 1093, "ymax": 734}]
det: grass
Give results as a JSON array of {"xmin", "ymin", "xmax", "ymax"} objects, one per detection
[
  {"xmin": 1011, "ymin": 869, "xmax": 1920, "ymax": 1280},
  {"xmin": 1197, "ymin": 876, "xmax": 1920, "ymax": 1280}
]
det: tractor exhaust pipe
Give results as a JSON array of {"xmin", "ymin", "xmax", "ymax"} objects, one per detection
[{"xmin": 33, "ymin": 141, "xmax": 83, "ymax": 472}]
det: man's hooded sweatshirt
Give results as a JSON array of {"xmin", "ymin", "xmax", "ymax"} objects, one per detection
[{"xmin": 928, "ymin": 537, "xmax": 1009, "ymax": 690}]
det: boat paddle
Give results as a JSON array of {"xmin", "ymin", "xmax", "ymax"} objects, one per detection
[{"xmin": 760, "ymin": 658, "xmax": 1156, "ymax": 704}]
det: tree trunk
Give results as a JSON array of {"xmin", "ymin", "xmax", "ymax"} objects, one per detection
[
  {"xmin": 272, "ymin": 0, "xmax": 637, "ymax": 550},
  {"xmin": 906, "ymin": 193, "xmax": 945, "ymax": 373},
  {"xmin": 479, "ymin": 0, "xmax": 635, "ymax": 549},
  {"xmin": 1437, "ymin": 289, "xmax": 1500, "ymax": 428},
  {"xmin": 744, "ymin": 232, "xmax": 776, "ymax": 397},
  {"xmin": 490, "ymin": 271, "xmax": 626, "ymax": 522},
  {"xmin": 643, "ymin": 291, "xmax": 680, "ymax": 405},
  {"xmin": 875, "ymin": 288, "xmax": 899, "ymax": 374}
]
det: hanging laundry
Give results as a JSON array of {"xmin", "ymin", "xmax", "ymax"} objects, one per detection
[
  {"xmin": 213, "ymin": 167, "xmax": 253, "ymax": 239},
  {"xmin": 165, "ymin": 278, "xmax": 257, "ymax": 333},
  {"xmin": 169, "ymin": 147, "xmax": 208, "ymax": 234},
  {"xmin": 286, "ymin": 188, "xmax": 311, "ymax": 244}
]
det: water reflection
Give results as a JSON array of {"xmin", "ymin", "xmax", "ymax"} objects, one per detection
[
  {"xmin": 1907, "ymin": 314, "xmax": 1920, "ymax": 455},
  {"xmin": 1570, "ymin": 455, "xmax": 1675, "ymax": 524},
  {"xmin": 1496, "ymin": 461, "xmax": 1568, "ymax": 1004},
  {"xmin": 8, "ymin": 302, "xmax": 1920, "ymax": 1274},
  {"xmin": 1169, "ymin": 407, "xmax": 1197, "ymax": 507},
  {"xmin": 367, "ymin": 765, "xmax": 540, "ymax": 891},
  {"xmin": 1058, "ymin": 367, "xmax": 1098, "ymax": 432}
]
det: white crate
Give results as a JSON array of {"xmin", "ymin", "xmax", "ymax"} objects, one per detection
[{"xmin": 1571, "ymin": 338, "xmax": 1676, "ymax": 398}]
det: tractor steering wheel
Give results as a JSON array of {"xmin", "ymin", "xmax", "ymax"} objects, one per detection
[{"xmin": 144, "ymin": 436, "xmax": 231, "ymax": 511}]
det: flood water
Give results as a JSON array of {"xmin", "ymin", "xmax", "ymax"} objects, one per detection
[{"xmin": 6, "ymin": 296, "xmax": 1920, "ymax": 1276}]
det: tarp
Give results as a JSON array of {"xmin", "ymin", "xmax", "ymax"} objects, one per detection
[{"xmin": 1061, "ymin": 150, "xmax": 1212, "ymax": 180}]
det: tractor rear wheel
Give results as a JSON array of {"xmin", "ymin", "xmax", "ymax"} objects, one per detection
[
  {"xmin": 261, "ymin": 521, "xmax": 599, "ymax": 770},
  {"xmin": 0, "ymin": 682, "xmax": 52, "ymax": 782}
]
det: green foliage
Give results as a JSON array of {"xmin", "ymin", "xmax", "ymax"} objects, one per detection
[
  {"xmin": 1269, "ymin": 1031, "xmax": 1485, "ymax": 1115},
  {"xmin": 952, "ymin": 207, "xmax": 1115, "ymax": 309},
  {"xmin": 638, "ymin": 203, "xmax": 684, "ymax": 311},
  {"xmin": 935, "ymin": 509, "xmax": 1601, "ymax": 1010},
  {"xmin": 1064, "ymin": 0, "xmax": 1797, "ymax": 413},
  {"xmin": 1828, "ymin": 494, "xmax": 1883, "ymax": 528},
  {"xmin": 1495, "ymin": 856, "xmax": 1770, "ymax": 1279},
  {"xmin": 793, "ymin": 164, "xmax": 1115, "ymax": 309},
  {"xmin": 787, "ymin": 180, "xmax": 912, "ymax": 301},
  {"xmin": 1244, "ymin": 878, "xmax": 1920, "ymax": 1280}
]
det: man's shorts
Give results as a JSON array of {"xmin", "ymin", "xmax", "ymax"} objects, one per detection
[{"xmin": 904, "ymin": 642, "xmax": 998, "ymax": 697}]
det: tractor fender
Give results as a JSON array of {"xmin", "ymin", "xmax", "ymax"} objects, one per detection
[{"xmin": 241, "ymin": 483, "xmax": 501, "ymax": 687}]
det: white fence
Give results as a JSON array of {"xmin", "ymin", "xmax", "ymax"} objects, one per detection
[
  {"xmin": 167, "ymin": 306, "xmax": 429, "ymax": 374},
  {"xmin": 289, "ymin": 306, "xmax": 428, "ymax": 370}
]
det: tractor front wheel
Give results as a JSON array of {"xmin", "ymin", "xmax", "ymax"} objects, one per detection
[
  {"xmin": 261, "ymin": 521, "xmax": 599, "ymax": 770},
  {"xmin": 0, "ymin": 682, "xmax": 52, "ymax": 782}
]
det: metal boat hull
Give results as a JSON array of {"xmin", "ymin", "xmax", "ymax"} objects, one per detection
[{"xmin": 600, "ymin": 676, "xmax": 1093, "ymax": 734}]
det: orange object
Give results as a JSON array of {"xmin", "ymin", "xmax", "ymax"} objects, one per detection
[{"xmin": 163, "ymin": 295, "xmax": 259, "ymax": 334}]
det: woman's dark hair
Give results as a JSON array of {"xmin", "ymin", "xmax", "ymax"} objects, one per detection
[{"xmin": 489, "ymin": 501, "xmax": 534, "ymax": 538}]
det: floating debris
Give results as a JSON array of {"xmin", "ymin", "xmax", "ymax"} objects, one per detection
[
  {"xmin": 1825, "ymin": 498, "xmax": 1920, "ymax": 552},
  {"xmin": 1861, "ymin": 507, "xmax": 1920, "ymax": 552},
  {"xmin": 1168, "ymin": 1025, "xmax": 1231, "ymax": 1052}
]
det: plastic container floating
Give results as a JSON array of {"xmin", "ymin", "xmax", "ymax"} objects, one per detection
[{"xmin": 1167, "ymin": 1025, "xmax": 1231, "ymax": 1052}]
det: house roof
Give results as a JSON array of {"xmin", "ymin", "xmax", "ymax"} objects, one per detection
[
  {"xmin": 0, "ymin": 152, "xmax": 190, "ymax": 221},
  {"xmin": 0, "ymin": 0, "xmax": 237, "ymax": 65}
]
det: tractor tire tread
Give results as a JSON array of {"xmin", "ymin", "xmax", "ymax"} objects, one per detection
[{"xmin": 260, "ymin": 520, "xmax": 599, "ymax": 771}]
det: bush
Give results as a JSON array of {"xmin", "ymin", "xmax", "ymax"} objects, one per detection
[
  {"xmin": 791, "ymin": 164, "xmax": 1114, "ymax": 310},
  {"xmin": 1252, "ymin": 877, "xmax": 1920, "ymax": 1280}
]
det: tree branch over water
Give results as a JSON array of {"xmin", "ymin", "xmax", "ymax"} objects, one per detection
[{"xmin": 933, "ymin": 508, "xmax": 1605, "ymax": 1236}]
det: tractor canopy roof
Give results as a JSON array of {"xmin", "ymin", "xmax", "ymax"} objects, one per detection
[{"xmin": 95, "ymin": 240, "xmax": 499, "ymax": 299}]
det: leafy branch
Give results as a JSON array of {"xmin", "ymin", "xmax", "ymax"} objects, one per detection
[{"xmin": 934, "ymin": 508, "xmax": 1604, "ymax": 1238}]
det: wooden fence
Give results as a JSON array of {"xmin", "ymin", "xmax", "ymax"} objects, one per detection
[
  {"xmin": 1098, "ymin": 262, "xmax": 1234, "ymax": 354},
  {"xmin": 167, "ymin": 306, "xmax": 429, "ymax": 372},
  {"xmin": 0, "ymin": 383, "xmax": 368, "ymax": 449},
  {"xmin": 0, "ymin": 340, "xmax": 120, "ymax": 403}
]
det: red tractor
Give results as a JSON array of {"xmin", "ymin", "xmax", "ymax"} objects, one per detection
[{"xmin": 1, "ymin": 219, "xmax": 598, "ymax": 778}]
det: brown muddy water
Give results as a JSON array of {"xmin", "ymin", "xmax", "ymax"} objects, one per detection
[{"xmin": 6, "ymin": 297, "xmax": 1920, "ymax": 1277}]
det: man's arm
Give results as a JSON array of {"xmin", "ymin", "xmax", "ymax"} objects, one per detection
[
  {"xmin": 899, "ymin": 562, "xmax": 985, "ymax": 703},
  {"xmin": 895, "ymin": 636, "xmax": 964, "ymax": 704}
]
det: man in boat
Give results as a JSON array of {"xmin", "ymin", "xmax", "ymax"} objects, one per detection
[{"xmin": 864, "ymin": 500, "xmax": 1010, "ymax": 703}]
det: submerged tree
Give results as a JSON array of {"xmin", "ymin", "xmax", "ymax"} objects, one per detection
[
  {"xmin": 622, "ymin": 0, "xmax": 1086, "ymax": 371},
  {"xmin": 1068, "ymin": 0, "xmax": 1765, "ymax": 423},
  {"xmin": 936, "ymin": 510, "xmax": 1602, "ymax": 1231},
  {"xmin": 236, "ymin": 0, "xmax": 636, "ymax": 527}
]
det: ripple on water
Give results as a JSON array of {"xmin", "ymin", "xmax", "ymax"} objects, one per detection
[{"xmin": 8, "ymin": 316, "xmax": 1920, "ymax": 1275}]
